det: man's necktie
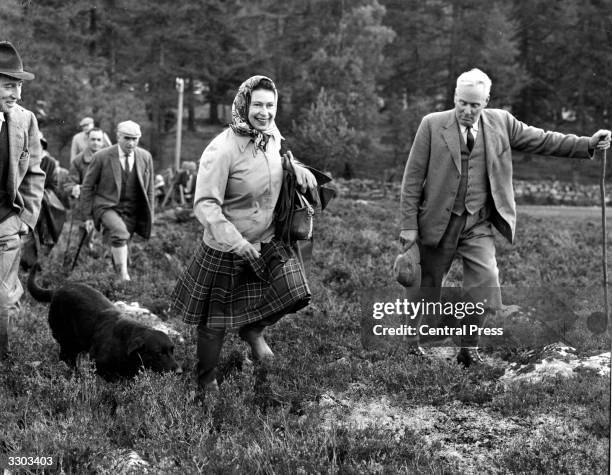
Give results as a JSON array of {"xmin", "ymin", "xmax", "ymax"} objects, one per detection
[
  {"xmin": 124, "ymin": 153, "xmax": 130, "ymax": 172},
  {"xmin": 466, "ymin": 126, "xmax": 474, "ymax": 152}
]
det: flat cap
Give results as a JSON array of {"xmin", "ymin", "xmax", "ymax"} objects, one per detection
[
  {"xmin": 117, "ymin": 120, "xmax": 142, "ymax": 137},
  {"xmin": 79, "ymin": 117, "xmax": 94, "ymax": 127}
]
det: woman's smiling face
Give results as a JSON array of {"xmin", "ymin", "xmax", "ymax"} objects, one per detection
[{"xmin": 248, "ymin": 88, "xmax": 276, "ymax": 132}]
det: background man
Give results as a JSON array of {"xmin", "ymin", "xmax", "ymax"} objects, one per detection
[
  {"xmin": 34, "ymin": 133, "xmax": 66, "ymax": 254},
  {"xmin": 400, "ymin": 68, "xmax": 611, "ymax": 366},
  {"xmin": 69, "ymin": 116, "xmax": 111, "ymax": 163},
  {"xmin": 66, "ymin": 127, "xmax": 106, "ymax": 202},
  {"xmin": 64, "ymin": 127, "xmax": 108, "ymax": 252},
  {"xmin": 0, "ymin": 41, "xmax": 45, "ymax": 359},
  {"xmin": 81, "ymin": 120, "xmax": 154, "ymax": 281}
]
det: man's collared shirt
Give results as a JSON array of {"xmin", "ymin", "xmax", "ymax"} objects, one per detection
[
  {"xmin": 0, "ymin": 112, "xmax": 4, "ymax": 133},
  {"xmin": 460, "ymin": 121, "xmax": 480, "ymax": 145},
  {"xmin": 118, "ymin": 147, "xmax": 134, "ymax": 172}
]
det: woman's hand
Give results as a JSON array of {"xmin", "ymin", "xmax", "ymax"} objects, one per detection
[
  {"xmin": 287, "ymin": 151, "xmax": 317, "ymax": 193},
  {"xmin": 235, "ymin": 241, "xmax": 261, "ymax": 260}
]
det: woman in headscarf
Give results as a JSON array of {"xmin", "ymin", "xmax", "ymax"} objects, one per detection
[{"xmin": 171, "ymin": 75, "xmax": 317, "ymax": 394}]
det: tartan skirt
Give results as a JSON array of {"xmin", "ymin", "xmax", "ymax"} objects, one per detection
[{"xmin": 170, "ymin": 239, "xmax": 311, "ymax": 328}]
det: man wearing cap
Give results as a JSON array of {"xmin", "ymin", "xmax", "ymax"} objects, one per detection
[
  {"xmin": 81, "ymin": 120, "xmax": 154, "ymax": 281},
  {"xmin": 70, "ymin": 116, "xmax": 111, "ymax": 163},
  {"xmin": 0, "ymin": 41, "xmax": 45, "ymax": 359},
  {"xmin": 400, "ymin": 68, "xmax": 611, "ymax": 367}
]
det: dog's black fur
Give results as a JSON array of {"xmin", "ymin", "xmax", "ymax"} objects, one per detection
[{"xmin": 27, "ymin": 264, "xmax": 180, "ymax": 381}]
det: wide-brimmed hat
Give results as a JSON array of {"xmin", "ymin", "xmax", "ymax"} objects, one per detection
[
  {"xmin": 393, "ymin": 244, "xmax": 421, "ymax": 288},
  {"xmin": 0, "ymin": 41, "xmax": 34, "ymax": 80}
]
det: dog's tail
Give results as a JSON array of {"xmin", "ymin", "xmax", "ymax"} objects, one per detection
[{"xmin": 27, "ymin": 263, "xmax": 54, "ymax": 303}]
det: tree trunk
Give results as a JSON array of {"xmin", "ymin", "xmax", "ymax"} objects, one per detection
[
  {"xmin": 208, "ymin": 83, "xmax": 219, "ymax": 124},
  {"xmin": 105, "ymin": 0, "xmax": 117, "ymax": 128},
  {"xmin": 150, "ymin": 41, "xmax": 165, "ymax": 159},
  {"xmin": 445, "ymin": 2, "xmax": 461, "ymax": 108}
]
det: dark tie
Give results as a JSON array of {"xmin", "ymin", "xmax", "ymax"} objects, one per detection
[
  {"xmin": 466, "ymin": 126, "xmax": 474, "ymax": 152},
  {"xmin": 124, "ymin": 153, "xmax": 130, "ymax": 172}
]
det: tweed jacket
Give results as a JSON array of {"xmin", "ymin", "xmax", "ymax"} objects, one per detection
[
  {"xmin": 80, "ymin": 144, "xmax": 154, "ymax": 239},
  {"xmin": 66, "ymin": 148, "xmax": 95, "ymax": 189},
  {"xmin": 400, "ymin": 108, "xmax": 592, "ymax": 246},
  {"xmin": 1, "ymin": 105, "xmax": 45, "ymax": 230}
]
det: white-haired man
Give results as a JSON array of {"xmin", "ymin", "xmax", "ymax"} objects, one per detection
[
  {"xmin": 400, "ymin": 68, "xmax": 611, "ymax": 366},
  {"xmin": 81, "ymin": 121, "xmax": 154, "ymax": 281}
]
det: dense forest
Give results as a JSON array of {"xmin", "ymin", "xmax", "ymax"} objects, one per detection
[{"xmin": 2, "ymin": 0, "xmax": 611, "ymax": 175}]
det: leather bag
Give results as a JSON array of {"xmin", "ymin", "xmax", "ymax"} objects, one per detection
[{"xmin": 38, "ymin": 188, "xmax": 66, "ymax": 246}]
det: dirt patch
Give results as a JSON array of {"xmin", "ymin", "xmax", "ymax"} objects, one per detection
[
  {"xmin": 501, "ymin": 342, "xmax": 610, "ymax": 385},
  {"xmin": 316, "ymin": 392, "xmax": 530, "ymax": 472}
]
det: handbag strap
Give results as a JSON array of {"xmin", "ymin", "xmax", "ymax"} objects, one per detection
[{"xmin": 274, "ymin": 156, "xmax": 298, "ymax": 243}]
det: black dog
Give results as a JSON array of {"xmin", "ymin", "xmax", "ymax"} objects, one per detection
[{"xmin": 27, "ymin": 265, "xmax": 181, "ymax": 381}]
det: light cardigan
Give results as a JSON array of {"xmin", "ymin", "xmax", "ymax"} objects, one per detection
[{"xmin": 193, "ymin": 128, "xmax": 283, "ymax": 252}]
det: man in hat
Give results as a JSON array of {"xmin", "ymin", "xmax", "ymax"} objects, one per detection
[
  {"xmin": 0, "ymin": 41, "xmax": 45, "ymax": 360},
  {"xmin": 81, "ymin": 120, "xmax": 154, "ymax": 281},
  {"xmin": 70, "ymin": 116, "xmax": 111, "ymax": 163},
  {"xmin": 400, "ymin": 68, "xmax": 611, "ymax": 366}
]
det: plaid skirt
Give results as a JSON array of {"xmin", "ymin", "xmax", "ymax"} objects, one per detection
[{"xmin": 170, "ymin": 239, "xmax": 311, "ymax": 328}]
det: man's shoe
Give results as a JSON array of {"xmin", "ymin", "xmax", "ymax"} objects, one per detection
[{"xmin": 456, "ymin": 347, "xmax": 483, "ymax": 367}]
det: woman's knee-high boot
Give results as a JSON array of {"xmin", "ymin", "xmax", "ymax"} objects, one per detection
[{"xmin": 196, "ymin": 326, "xmax": 225, "ymax": 391}]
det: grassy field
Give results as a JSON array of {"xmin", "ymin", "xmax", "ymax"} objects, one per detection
[{"xmin": 1, "ymin": 196, "xmax": 610, "ymax": 473}]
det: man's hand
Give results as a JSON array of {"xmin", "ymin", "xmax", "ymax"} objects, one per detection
[
  {"xmin": 399, "ymin": 230, "xmax": 418, "ymax": 249},
  {"xmin": 84, "ymin": 219, "xmax": 95, "ymax": 234},
  {"xmin": 71, "ymin": 184, "xmax": 81, "ymax": 199},
  {"xmin": 589, "ymin": 129, "xmax": 612, "ymax": 150},
  {"xmin": 288, "ymin": 151, "xmax": 317, "ymax": 193},
  {"xmin": 235, "ymin": 241, "xmax": 261, "ymax": 260}
]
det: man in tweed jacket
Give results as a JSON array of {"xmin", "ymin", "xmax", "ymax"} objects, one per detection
[
  {"xmin": 400, "ymin": 68, "xmax": 611, "ymax": 366},
  {"xmin": 81, "ymin": 120, "xmax": 154, "ymax": 281},
  {"xmin": 0, "ymin": 42, "xmax": 45, "ymax": 359}
]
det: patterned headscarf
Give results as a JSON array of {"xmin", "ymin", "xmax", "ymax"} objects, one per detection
[{"xmin": 229, "ymin": 75, "xmax": 280, "ymax": 152}]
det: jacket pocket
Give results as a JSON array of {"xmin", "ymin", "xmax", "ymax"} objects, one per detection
[{"xmin": 18, "ymin": 151, "xmax": 30, "ymax": 175}]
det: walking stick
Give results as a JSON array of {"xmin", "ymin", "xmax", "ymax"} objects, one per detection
[
  {"xmin": 70, "ymin": 226, "xmax": 89, "ymax": 271},
  {"xmin": 602, "ymin": 146, "xmax": 612, "ymax": 472},
  {"xmin": 601, "ymin": 147, "xmax": 610, "ymax": 338},
  {"xmin": 63, "ymin": 204, "xmax": 76, "ymax": 268}
]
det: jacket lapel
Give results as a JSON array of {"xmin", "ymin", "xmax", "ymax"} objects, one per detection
[
  {"xmin": 6, "ymin": 109, "xmax": 25, "ymax": 199},
  {"xmin": 480, "ymin": 110, "xmax": 501, "ymax": 174},
  {"xmin": 134, "ymin": 149, "xmax": 146, "ymax": 191},
  {"xmin": 441, "ymin": 111, "xmax": 461, "ymax": 172},
  {"xmin": 110, "ymin": 145, "xmax": 122, "ymax": 192}
]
